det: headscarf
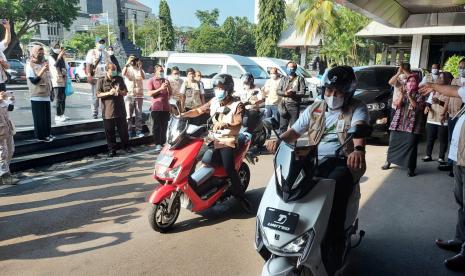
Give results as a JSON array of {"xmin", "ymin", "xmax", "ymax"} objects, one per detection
[
  {"xmin": 405, "ymin": 73, "xmax": 420, "ymax": 93},
  {"xmin": 29, "ymin": 45, "xmax": 44, "ymax": 64}
]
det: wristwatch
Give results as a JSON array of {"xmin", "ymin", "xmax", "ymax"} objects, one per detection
[{"xmin": 354, "ymin": 145, "xmax": 365, "ymax": 152}]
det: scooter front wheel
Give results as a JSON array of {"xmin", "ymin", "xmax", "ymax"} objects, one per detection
[
  {"xmin": 238, "ymin": 162, "xmax": 250, "ymax": 192},
  {"xmin": 148, "ymin": 196, "xmax": 181, "ymax": 233}
]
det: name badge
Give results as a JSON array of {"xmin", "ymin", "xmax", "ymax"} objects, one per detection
[{"xmin": 336, "ymin": 119, "xmax": 345, "ymax": 133}]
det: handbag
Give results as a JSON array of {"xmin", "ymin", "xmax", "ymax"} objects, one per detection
[{"xmin": 65, "ymin": 71, "xmax": 74, "ymax": 96}]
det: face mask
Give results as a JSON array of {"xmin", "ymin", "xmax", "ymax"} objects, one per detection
[
  {"xmin": 215, "ymin": 89, "xmax": 226, "ymax": 101},
  {"xmin": 325, "ymin": 95, "xmax": 344, "ymax": 110},
  {"xmin": 287, "ymin": 67, "xmax": 296, "ymax": 75},
  {"xmin": 52, "ymin": 48, "xmax": 60, "ymax": 54},
  {"xmin": 172, "ymin": 75, "xmax": 179, "ymax": 80},
  {"xmin": 98, "ymin": 44, "xmax": 105, "ymax": 51},
  {"xmin": 159, "ymin": 72, "xmax": 165, "ymax": 79},
  {"xmin": 459, "ymin": 69, "xmax": 465, "ymax": 78},
  {"xmin": 270, "ymin": 73, "xmax": 278, "ymax": 80},
  {"xmin": 111, "ymin": 71, "xmax": 118, "ymax": 77},
  {"xmin": 431, "ymin": 69, "xmax": 439, "ymax": 75},
  {"xmin": 406, "ymin": 81, "xmax": 418, "ymax": 91},
  {"xmin": 37, "ymin": 54, "xmax": 44, "ymax": 62},
  {"xmin": 244, "ymin": 84, "xmax": 250, "ymax": 89},
  {"xmin": 108, "ymin": 51, "xmax": 114, "ymax": 56}
]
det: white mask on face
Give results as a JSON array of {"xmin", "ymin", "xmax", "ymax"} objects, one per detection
[
  {"xmin": 52, "ymin": 48, "xmax": 60, "ymax": 54},
  {"xmin": 98, "ymin": 44, "xmax": 105, "ymax": 51},
  {"xmin": 325, "ymin": 95, "xmax": 344, "ymax": 110},
  {"xmin": 431, "ymin": 68, "xmax": 439, "ymax": 75},
  {"xmin": 459, "ymin": 68, "xmax": 465, "ymax": 78},
  {"xmin": 270, "ymin": 73, "xmax": 278, "ymax": 80},
  {"xmin": 159, "ymin": 72, "xmax": 165, "ymax": 79},
  {"xmin": 108, "ymin": 50, "xmax": 114, "ymax": 56}
]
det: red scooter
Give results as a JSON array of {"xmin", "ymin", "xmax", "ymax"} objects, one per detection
[{"xmin": 147, "ymin": 101, "xmax": 253, "ymax": 232}]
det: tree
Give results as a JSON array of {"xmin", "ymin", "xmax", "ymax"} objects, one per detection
[
  {"xmin": 91, "ymin": 25, "xmax": 117, "ymax": 45},
  {"xmin": 159, "ymin": 0, "xmax": 175, "ymax": 50},
  {"xmin": 295, "ymin": 0, "xmax": 335, "ymax": 43},
  {"xmin": 256, "ymin": 0, "xmax": 285, "ymax": 57},
  {"xmin": 188, "ymin": 25, "xmax": 233, "ymax": 53},
  {"xmin": 195, "ymin": 9, "xmax": 220, "ymax": 27},
  {"xmin": 222, "ymin": 16, "xmax": 256, "ymax": 56},
  {"xmin": 0, "ymin": 0, "xmax": 80, "ymax": 56},
  {"xmin": 444, "ymin": 55, "xmax": 465, "ymax": 78},
  {"xmin": 63, "ymin": 32, "xmax": 95, "ymax": 58}
]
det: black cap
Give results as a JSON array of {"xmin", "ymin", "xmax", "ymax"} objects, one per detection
[
  {"xmin": 98, "ymin": 38, "xmax": 106, "ymax": 44},
  {"xmin": 324, "ymin": 65, "xmax": 357, "ymax": 93}
]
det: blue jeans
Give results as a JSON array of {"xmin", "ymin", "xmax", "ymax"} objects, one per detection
[{"xmin": 265, "ymin": 105, "xmax": 280, "ymax": 135}]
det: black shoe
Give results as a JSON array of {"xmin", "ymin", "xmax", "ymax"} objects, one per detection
[
  {"xmin": 436, "ymin": 239, "xmax": 463, "ymax": 253},
  {"xmin": 108, "ymin": 151, "xmax": 116, "ymax": 157},
  {"xmin": 438, "ymin": 164, "xmax": 453, "ymax": 171},
  {"xmin": 408, "ymin": 168, "xmax": 416, "ymax": 177},
  {"xmin": 237, "ymin": 196, "xmax": 253, "ymax": 214},
  {"xmin": 422, "ymin": 156, "xmax": 433, "ymax": 162},
  {"xmin": 381, "ymin": 161, "xmax": 391, "ymax": 170},
  {"xmin": 444, "ymin": 254, "xmax": 465, "ymax": 272},
  {"xmin": 124, "ymin": 148, "xmax": 134, "ymax": 154},
  {"xmin": 449, "ymin": 171, "xmax": 455, "ymax": 178}
]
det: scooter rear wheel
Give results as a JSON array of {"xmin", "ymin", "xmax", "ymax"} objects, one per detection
[
  {"xmin": 148, "ymin": 196, "xmax": 181, "ymax": 233},
  {"xmin": 238, "ymin": 162, "xmax": 250, "ymax": 192}
]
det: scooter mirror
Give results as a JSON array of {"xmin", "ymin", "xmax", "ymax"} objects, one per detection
[
  {"xmin": 263, "ymin": 118, "xmax": 279, "ymax": 130},
  {"xmin": 168, "ymin": 98, "xmax": 178, "ymax": 107},
  {"xmin": 348, "ymin": 124, "xmax": 372, "ymax": 139}
]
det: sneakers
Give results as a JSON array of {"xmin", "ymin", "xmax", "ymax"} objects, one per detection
[
  {"xmin": 55, "ymin": 115, "xmax": 69, "ymax": 123},
  {"xmin": 108, "ymin": 150, "xmax": 117, "ymax": 158},
  {"xmin": 38, "ymin": 135, "xmax": 55, "ymax": 143},
  {"xmin": 422, "ymin": 156, "xmax": 433, "ymax": 162},
  {"xmin": 136, "ymin": 131, "xmax": 144, "ymax": 138},
  {"xmin": 154, "ymin": 145, "xmax": 162, "ymax": 153},
  {"xmin": 438, "ymin": 158, "xmax": 446, "ymax": 164},
  {"xmin": 1, "ymin": 173, "xmax": 19, "ymax": 185},
  {"xmin": 381, "ymin": 161, "xmax": 391, "ymax": 170}
]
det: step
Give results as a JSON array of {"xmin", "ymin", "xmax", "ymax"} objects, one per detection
[
  {"xmin": 14, "ymin": 120, "xmax": 103, "ymax": 141},
  {"xmin": 14, "ymin": 129, "xmax": 106, "ymax": 156},
  {"xmin": 10, "ymin": 134, "xmax": 154, "ymax": 172}
]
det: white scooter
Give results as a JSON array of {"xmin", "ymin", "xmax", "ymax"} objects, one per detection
[{"xmin": 255, "ymin": 118, "xmax": 371, "ymax": 276}]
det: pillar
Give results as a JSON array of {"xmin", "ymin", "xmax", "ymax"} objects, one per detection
[
  {"xmin": 409, "ymin": 34, "xmax": 423, "ymax": 69},
  {"xmin": 300, "ymin": 46, "xmax": 307, "ymax": 68},
  {"xmin": 381, "ymin": 46, "xmax": 388, "ymax": 65},
  {"xmin": 390, "ymin": 48, "xmax": 397, "ymax": 66},
  {"xmin": 420, "ymin": 38, "xmax": 430, "ymax": 69}
]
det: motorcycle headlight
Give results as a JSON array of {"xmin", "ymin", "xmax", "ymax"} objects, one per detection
[
  {"xmin": 158, "ymin": 165, "xmax": 182, "ymax": 181},
  {"xmin": 281, "ymin": 230, "xmax": 314, "ymax": 254}
]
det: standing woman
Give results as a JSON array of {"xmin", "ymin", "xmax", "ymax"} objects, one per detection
[
  {"xmin": 48, "ymin": 41, "xmax": 69, "ymax": 123},
  {"xmin": 26, "ymin": 45, "xmax": 54, "ymax": 142},
  {"xmin": 382, "ymin": 74, "xmax": 426, "ymax": 176}
]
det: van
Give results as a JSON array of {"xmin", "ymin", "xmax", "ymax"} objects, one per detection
[
  {"xmin": 165, "ymin": 53, "xmax": 269, "ymax": 96},
  {"xmin": 67, "ymin": 60, "xmax": 87, "ymax": 83},
  {"xmin": 250, "ymin": 57, "xmax": 319, "ymax": 102}
]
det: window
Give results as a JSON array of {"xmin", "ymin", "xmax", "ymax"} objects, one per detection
[
  {"xmin": 86, "ymin": 0, "xmax": 103, "ymax": 14},
  {"xmin": 355, "ymin": 68, "xmax": 396, "ymax": 90},
  {"xmin": 296, "ymin": 65, "xmax": 311, "ymax": 78},
  {"xmin": 226, "ymin": 65, "xmax": 244, "ymax": 78},
  {"xmin": 168, "ymin": 63, "xmax": 222, "ymax": 78},
  {"xmin": 242, "ymin": 65, "xmax": 268, "ymax": 79}
]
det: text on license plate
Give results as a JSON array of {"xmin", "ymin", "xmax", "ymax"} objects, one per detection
[{"xmin": 263, "ymin": 207, "xmax": 299, "ymax": 234}]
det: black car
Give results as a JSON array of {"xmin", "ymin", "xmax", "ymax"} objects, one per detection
[
  {"xmin": 6, "ymin": 59, "xmax": 26, "ymax": 84},
  {"xmin": 353, "ymin": 65, "xmax": 423, "ymax": 142}
]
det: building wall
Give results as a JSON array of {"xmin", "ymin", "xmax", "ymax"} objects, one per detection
[{"xmin": 124, "ymin": 2, "xmax": 154, "ymax": 26}]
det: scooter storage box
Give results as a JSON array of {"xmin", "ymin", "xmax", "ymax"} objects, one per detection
[{"xmin": 190, "ymin": 166, "xmax": 215, "ymax": 187}]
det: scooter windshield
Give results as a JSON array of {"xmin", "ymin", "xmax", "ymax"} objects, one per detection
[{"xmin": 167, "ymin": 117, "xmax": 188, "ymax": 145}]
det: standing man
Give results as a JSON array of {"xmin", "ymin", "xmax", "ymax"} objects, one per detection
[
  {"xmin": 420, "ymin": 63, "xmax": 440, "ymax": 85},
  {"xmin": 0, "ymin": 20, "xmax": 11, "ymax": 91},
  {"xmin": 420, "ymin": 82, "xmax": 465, "ymax": 272},
  {"xmin": 180, "ymin": 68, "xmax": 205, "ymax": 125},
  {"xmin": 168, "ymin": 66, "xmax": 184, "ymax": 112},
  {"xmin": 86, "ymin": 39, "xmax": 110, "ymax": 119},
  {"xmin": 96, "ymin": 62, "xmax": 132, "ymax": 157},
  {"xmin": 263, "ymin": 67, "xmax": 282, "ymax": 134},
  {"xmin": 147, "ymin": 64, "xmax": 171, "ymax": 152},
  {"xmin": 122, "ymin": 56, "xmax": 145, "ymax": 138},
  {"xmin": 277, "ymin": 61, "xmax": 307, "ymax": 134}
]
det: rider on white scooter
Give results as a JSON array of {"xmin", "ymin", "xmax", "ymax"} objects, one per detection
[
  {"xmin": 181, "ymin": 73, "xmax": 253, "ymax": 213},
  {"xmin": 265, "ymin": 65, "xmax": 369, "ymax": 273}
]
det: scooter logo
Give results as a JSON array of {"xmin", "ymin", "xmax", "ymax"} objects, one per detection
[{"xmin": 274, "ymin": 214, "xmax": 287, "ymax": 225}]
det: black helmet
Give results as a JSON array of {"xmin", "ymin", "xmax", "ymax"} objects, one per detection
[
  {"xmin": 212, "ymin": 74, "xmax": 234, "ymax": 94},
  {"xmin": 241, "ymin": 72, "xmax": 254, "ymax": 86},
  {"xmin": 324, "ymin": 65, "xmax": 357, "ymax": 94}
]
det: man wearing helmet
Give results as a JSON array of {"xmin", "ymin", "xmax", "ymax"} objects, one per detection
[
  {"xmin": 181, "ymin": 74, "xmax": 253, "ymax": 213},
  {"xmin": 266, "ymin": 66, "xmax": 369, "ymax": 272}
]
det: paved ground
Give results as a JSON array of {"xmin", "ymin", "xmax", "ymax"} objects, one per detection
[{"xmin": 0, "ymin": 142, "xmax": 462, "ymax": 276}]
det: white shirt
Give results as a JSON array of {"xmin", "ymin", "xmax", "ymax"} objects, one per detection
[
  {"xmin": 292, "ymin": 100, "xmax": 370, "ymax": 159},
  {"xmin": 448, "ymin": 87, "xmax": 465, "ymax": 162},
  {"xmin": 26, "ymin": 63, "xmax": 50, "ymax": 102},
  {"xmin": 0, "ymin": 42, "xmax": 7, "ymax": 84},
  {"xmin": 85, "ymin": 49, "xmax": 108, "ymax": 78}
]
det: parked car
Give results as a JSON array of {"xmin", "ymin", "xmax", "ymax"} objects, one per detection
[
  {"xmin": 165, "ymin": 53, "xmax": 269, "ymax": 100},
  {"xmin": 352, "ymin": 65, "xmax": 423, "ymax": 142},
  {"xmin": 250, "ymin": 57, "xmax": 318, "ymax": 104},
  {"xmin": 6, "ymin": 59, "xmax": 26, "ymax": 84},
  {"xmin": 68, "ymin": 60, "xmax": 87, "ymax": 83}
]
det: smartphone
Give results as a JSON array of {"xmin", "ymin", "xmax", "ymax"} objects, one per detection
[{"xmin": 1, "ymin": 19, "xmax": 7, "ymax": 25}]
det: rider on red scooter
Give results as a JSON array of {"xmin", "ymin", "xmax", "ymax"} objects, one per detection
[{"xmin": 181, "ymin": 74, "xmax": 253, "ymax": 213}]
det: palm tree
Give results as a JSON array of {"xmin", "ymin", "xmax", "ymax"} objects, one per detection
[{"xmin": 295, "ymin": 0, "xmax": 336, "ymax": 43}]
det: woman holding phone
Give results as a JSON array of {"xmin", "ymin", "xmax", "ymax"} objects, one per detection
[{"xmin": 48, "ymin": 41, "xmax": 69, "ymax": 123}]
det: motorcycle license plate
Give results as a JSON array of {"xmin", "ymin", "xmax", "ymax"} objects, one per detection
[
  {"xmin": 157, "ymin": 154, "xmax": 174, "ymax": 167},
  {"xmin": 263, "ymin": 207, "xmax": 299, "ymax": 234}
]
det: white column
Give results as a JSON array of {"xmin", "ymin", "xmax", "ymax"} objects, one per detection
[
  {"xmin": 410, "ymin": 34, "xmax": 423, "ymax": 69},
  {"xmin": 390, "ymin": 48, "xmax": 397, "ymax": 65},
  {"xmin": 420, "ymin": 38, "xmax": 430, "ymax": 69},
  {"xmin": 300, "ymin": 46, "xmax": 307, "ymax": 67}
]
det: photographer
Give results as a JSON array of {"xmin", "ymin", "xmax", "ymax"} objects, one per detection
[
  {"xmin": 0, "ymin": 19, "xmax": 11, "ymax": 91},
  {"xmin": 123, "ymin": 56, "xmax": 145, "ymax": 138},
  {"xmin": 48, "ymin": 41, "xmax": 69, "ymax": 123}
]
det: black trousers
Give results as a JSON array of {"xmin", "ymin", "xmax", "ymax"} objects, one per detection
[
  {"xmin": 0, "ymin": 83, "xmax": 5, "ymax": 91},
  {"xmin": 212, "ymin": 147, "xmax": 244, "ymax": 198},
  {"xmin": 151, "ymin": 111, "xmax": 170, "ymax": 145},
  {"xmin": 279, "ymin": 103, "xmax": 300, "ymax": 134},
  {"xmin": 425, "ymin": 123, "xmax": 448, "ymax": 159},
  {"xmin": 103, "ymin": 117, "xmax": 129, "ymax": 151},
  {"xmin": 54, "ymin": 87, "xmax": 66, "ymax": 116},
  {"xmin": 31, "ymin": 100, "xmax": 52, "ymax": 140}
]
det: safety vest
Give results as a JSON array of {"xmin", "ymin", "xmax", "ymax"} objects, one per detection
[
  {"xmin": 210, "ymin": 98, "xmax": 242, "ymax": 148},
  {"xmin": 184, "ymin": 81, "xmax": 202, "ymax": 109},
  {"xmin": 306, "ymin": 98, "xmax": 366, "ymax": 181},
  {"xmin": 27, "ymin": 62, "xmax": 52, "ymax": 98}
]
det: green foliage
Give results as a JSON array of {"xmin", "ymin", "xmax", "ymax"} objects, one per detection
[
  {"xmin": 443, "ymin": 55, "xmax": 465, "ymax": 78},
  {"xmin": 195, "ymin": 9, "xmax": 220, "ymax": 27},
  {"xmin": 91, "ymin": 25, "xmax": 117, "ymax": 45},
  {"xmin": 318, "ymin": 6, "xmax": 370, "ymax": 66},
  {"xmin": 159, "ymin": 0, "xmax": 175, "ymax": 50},
  {"xmin": 255, "ymin": 0, "xmax": 285, "ymax": 57},
  {"xmin": 188, "ymin": 24, "xmax": 233, "ymax": 53},
  {"xmin": 0, "ymin": 0, "xmax": 80, "ymax": 54},
  {"xmin": 222, "ymin": 16, "xmax": 256, "ymax": 56},
  {"xmin": 125, "ymin": 18, "xmax": 161, "ymax": 55},
  {"xmin": 63, "ymin": 32, "xmax": 94, "ymax": 58},
  {"xmin": 295, "ymin": 0, "xmax": 335, "ymax": 43}
]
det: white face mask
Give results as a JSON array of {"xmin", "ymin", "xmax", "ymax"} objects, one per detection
[
  {"xmin": 459, "ymin": 69, "xmax": 465, "ymax": 78},
  {"xmin": 158, "ymin": 72, "xmax": 165, "ymax": 79},
  {"xmin": 98, "ymin": 44, "xmax": 105, "ymax": 51},
  {"xmin": 270, "ymin": 73, "xmax": 278, "ymax": 80},
  {"xmin": 52, "ymin": 48, "xmax": 60, "ymax": 54},
  {"xmin": 108, "ymin": 50, "xmax": 114, "ymax": 56},
  {"xmin": 431, "ymin": 68, "xmax": 439, "ymax": 75},
  {"xmin": 325, "ymin": 95, "xmax": 344, "ymax": 110}
]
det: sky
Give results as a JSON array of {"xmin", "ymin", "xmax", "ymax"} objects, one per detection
[{"xmin": 138, "ymin": 0, "xmax": 256, "ymax": 27}]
